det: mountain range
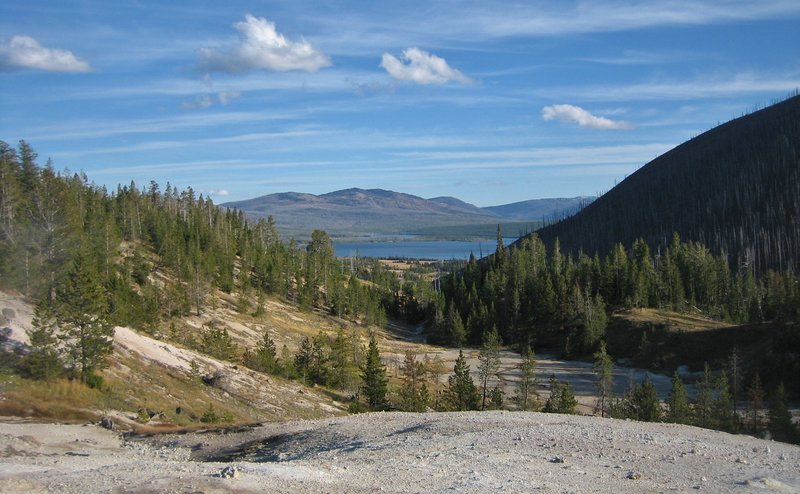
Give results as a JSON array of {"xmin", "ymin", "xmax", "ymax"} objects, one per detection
[
  {"xmin": 223, "ymin": 189, "xmax": 592, "ymax": 238},
  {"xmin": 535, "ymin": 94, "xmax": 800, "ymax": 274}
]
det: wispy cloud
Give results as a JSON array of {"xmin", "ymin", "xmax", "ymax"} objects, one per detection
[
  {"xmin": 198, "ymin": 14, "xmax": 331, "ymax": 74},
  {"xmin": 181, "ymin": 91, "xmax": 241, "ymax": 110},
  {"xmin": 25, "ymin": 111, "xmax": 297, "ymax": 141},
  {"xmin": 308, "ymin": 1, "xmax": 800, "ymax": 55},
  {"xmin": 0, "ymin": 35, "xmax": 90, "ymax": 72},
  {"xmin": 535, "ymin": 71, "xmax": 800, "ymax": 102},
  {"xmin": 440, "ymin": 1, "xmax": 800, "ymax": 38},
  {"xmin": 542, "ymin": 104, "xmax": 633, "ymax": 129},
  {"xmin": 380, "ymin": 48, "xmax": 471, "ymax": 85},
  {"xmin": 390, "ymin": 143, "xmax": 670, "ymax": 168}
]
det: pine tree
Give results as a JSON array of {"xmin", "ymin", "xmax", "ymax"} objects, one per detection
[
  {"xmin": 543, "ymin": 377, "xmax": 576, "ymax": 414},
  {"xmin": 248, "ymin": 329, "xmax": 278, "ymax": 374},
  {"xmin": 445, "ymin": 350, "xmax": 479, "ymax": 411},
  {"xmin": 361, "ymin": 334, "xmax": 388, "ymax": 411},
  {"xmin": 478, "ymin": 327, "xmax": 501, "ymax": 410},
  {"xmin": 514, "ymin": 346, "xmax": 538, "ymax": 411},
  {"xmin": 592, "ymin": 341, "xmax": 614, "ymax": 417},
  {"xmin": 398, "ymin": 350, "xmax": 429, "ymax": 411},
  {"xmin": 558, "ymin": 382, "xmax": 578, "ymax": 414},
  {"xmin": 695, "ymin": 363, "xmax": 714, "ymax": 428},
  {"xmin": 746, "ymin": 372, "xmax": 765, "ymax": 434},
  {"xmin": 55, "ymin": 249, "xmax": 114, "ymax": 383},
  {"xmin": 200, "ymin": 324, "xmax": 237, "ymax": 362},
  {"xmin": 294, "ymin": 337, "xmax": 314, "ymax": 385},
  {"xmin": 632, "ymin": 374, "xmax": 661, "ymax": 422},
  {"xmin": 713, "ymin": 371, "xmax": 737, "ymax": 432},
  {"xmin": 666, "ymin": 372, "xmax": 691, "ymax": 424},
  {"xmin": 23, "ymin": 301, "xmax": 63, "ymax": 380},
  {"xmin": 768, "ymin": 383, "xmax": 798, "ymax": 444}
]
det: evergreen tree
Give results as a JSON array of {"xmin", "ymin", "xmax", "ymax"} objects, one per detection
[
  {"xmin": 247, "ymin": 330, "xmax": 278, "ymax": 374},
  {"xmin": 477, "ymin": 327, "xmax": 501, "ymax": 410},
  {"xmin": 22, "ymin": 302, "xmax": 63, "ymax": 380},
  {"xmin": 746, "ymin": 372, "xmax": 765, "ymax": 434},
  {"xmin": 200, "ymin": 324, "xmax": 237, "ymax": 362},
  {"xmin": 558, "ymin": 382, "xmax": 578, "ymax": 414},
  {"xmin": 361, "ymin": 334, "xmax": 388, "ymax": 411},
  {"xmin": 55, "ymin": 249, "xmax": 114, "ymax": 383},
  {"xmin": 768, "ymin": 383, "xmax": 798, "ymax": 444},
  {"xmin": 695, "ymin": 363, "xmax": 714, "ymax": 428},
  {"xmin": 666, "ymin": 372, "xmax": 691, "ymax": 424},
  {"xmin": 514, "ymin": 346, "xmax": 538, "ymax": 411},
  {"xmin": 543, "ymin": 377, "xmax": 576, "ymax": 414},
  {"xmin": 294, "ymin": 337, "xmax": 314, "ymax": 385},
  {"xmin": 713, "ymin": 371, "xmax": 737, "ymax": 432},
  {"xmin": 445, "ymin": 350, "xmax": 479, "ymax": 411},
  {"xmin": 592, "ymin": 341, "xmax": 614, "ymax": 417},
  {"xmin": 397, "ymin": 350, "xmax": 429, "ymax": 411},
  {"xmin": 328, "ymin": 329, "xmax": 359, "ymax": 392},
  {"xmin": 631, "ymin": 374, "xmax": 661, "ymax": 422}
]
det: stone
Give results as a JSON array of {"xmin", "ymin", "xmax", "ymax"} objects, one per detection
[
  {"xmin": 626, "ymin": 471, "xmax": 642, "ymax": 480},
  {"xmin": 220, "ymin": 466, "xmax": 239, "ymax": 479},
  {"xmin": 99, "ymin": 417, "xmax": 114, "ymax": 430}
]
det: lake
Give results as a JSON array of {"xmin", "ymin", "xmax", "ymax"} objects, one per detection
[{"xmin": 334, "ymin": 238, "xmax": 515, "ymax": 260}]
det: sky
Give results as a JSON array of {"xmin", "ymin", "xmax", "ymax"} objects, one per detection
[{"xmin": 1, "ymin": 1, "xmax": 799, "ymax": 207}]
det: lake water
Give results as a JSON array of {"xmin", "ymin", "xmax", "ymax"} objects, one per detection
[{"xmin": 334, "ymin": 238, "xmax": 514, "ymax": 260}]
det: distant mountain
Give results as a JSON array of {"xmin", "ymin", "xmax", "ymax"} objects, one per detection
[
  {"xmin": 534, "ymin": 95, "xmax": 800, "ymax": 273},
  {"xmin": 484, "ymin": 197, "xmax": 594, "ymax": 221},
  {"xmin": 223, "ymin": 188, "xmax": 588, "ymax": 238}
]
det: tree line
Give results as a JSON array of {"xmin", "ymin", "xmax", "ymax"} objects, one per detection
[{"xmin": 431, "ymin": 230, "xmax": 798, "ymax": 354}]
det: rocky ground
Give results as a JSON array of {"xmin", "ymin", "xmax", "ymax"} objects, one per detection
[{"xmin": 1, "ymin": 412, "xmax": 799, "ymax": 493}]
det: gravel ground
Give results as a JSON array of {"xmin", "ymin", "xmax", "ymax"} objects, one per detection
[{"xmin": 1, "ymin": 412, "xmax": 798, "ymax": 493}]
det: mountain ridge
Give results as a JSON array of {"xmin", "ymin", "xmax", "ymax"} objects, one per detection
[
  {"xmin": 533, "ymin": 94, "xmax": 800, "ymax": 273},
  {"xmin": 223, "ymin": 188, "xmax": 590, "ymax": 238}
]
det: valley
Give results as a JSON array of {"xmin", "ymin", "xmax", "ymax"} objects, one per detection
[{"xmin": 2, "ymin": 3, "xmax": 800, "ymax": 492}]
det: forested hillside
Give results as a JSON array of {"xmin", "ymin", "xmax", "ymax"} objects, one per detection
[
  {"xmin": 0, "ymin": 141, "xmax": 428, "ymax": 335},
  {"xmin": 535, "ymin": 94, "xmax": 800, "ymax": 275}
]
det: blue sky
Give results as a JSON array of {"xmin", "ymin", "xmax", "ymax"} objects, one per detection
[{"xmin": 1, "ymin": 1, "xmax": 798, "ymax": 207}]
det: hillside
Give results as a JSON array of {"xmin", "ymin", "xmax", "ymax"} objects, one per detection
[
  {"xmin": 223, "ymin": 188, "xmax": 585, "ymax": 238},
  {"xmin": 534, "ymin": 95, "xmax": 800, "ymax": 274},
  {"xmin": 483, "ymin": 196, "xmax": 594, "ymax": 221}
]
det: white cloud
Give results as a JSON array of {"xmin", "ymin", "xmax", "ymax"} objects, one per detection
[
  {"xmin": 181, "ymin": 91, "xmax": 241, "ymax": 110},
  {"xmin": 0, "ymin": 35, "xmax": 90, "ymax": 72},
  {"xmin": 542, "ymin": 104, "xmax": 633, "ymax": 130},
  {"xmin": 217, "ymin": 91, "xmax": 241, "ymax": 105},
  {"xmin": 210, "ymin": 189, "xmax": 230, "ymax": 197},
  {"xmin": 380, "ymin": 48, "xmax": 471, "ymax": 85},
  {"xmin": 198, "ymin": 14, "xmax": 331, "ymax": 74},
  {"xmin": 181, "ymin": 95, "xmax": 214, "ymax": 110}
]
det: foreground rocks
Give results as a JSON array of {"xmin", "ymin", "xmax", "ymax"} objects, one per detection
[{"xmin": 1, "ymin": 412, "xmax": 798, "ymax": 493}]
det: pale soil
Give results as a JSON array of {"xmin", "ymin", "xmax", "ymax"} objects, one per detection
[{"xmin": 1, "ymin": 412, "xmax": 799, "ymax": 493}]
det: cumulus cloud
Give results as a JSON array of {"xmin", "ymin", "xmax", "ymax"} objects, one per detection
[
  {"xmin": 198, "ymin": 15, "xmax": 330, "ymax": 74},
  {"xmin": 542, "ymin": 104, "xmax": 633, "ymax": 129},
  {"xmin": 380, "ymin": 48, "xmax": 471, "ymax": 85},
  {"xmin": 209, "ymin": 189, "xmax": 230, "ymax": 197},
  {"xmin": 0, "ymin": 35, "xmax": 90, "ymax": 72}
]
